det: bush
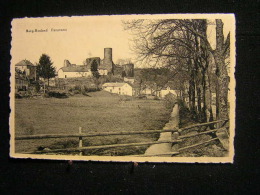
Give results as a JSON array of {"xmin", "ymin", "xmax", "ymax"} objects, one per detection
[
  {"xmin": 67, "ymin": 85, "xmax": 100, "ymax": 95},
  {"xmin": 154, "ymin": 96, "xmax": 160, "ymax": 100},
  {"xmin": 47, "ymin": 91, "xmax": 68, "ymax": 98},
  {"xmin": 35, "ymin": 82, "xmax": 41, "ymax": 93},
  {"xmin": 15, "ymin": 93, "xmax": 22, "ymax": 99},
  {"xmin": 119, "ymin": 96, "xmax": 132, "ymax": 101},
  {"xmin": 83, "ymin": 86, "xmax": 100, "ymax": 93},
  {"xmin": 73, "ymin": 89, "xmax": 81, "ymax": 94}
]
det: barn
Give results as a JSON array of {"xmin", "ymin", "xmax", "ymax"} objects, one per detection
[{"xmin": 102, "ymin": 82, "xmax": 133, "ymax": 96}]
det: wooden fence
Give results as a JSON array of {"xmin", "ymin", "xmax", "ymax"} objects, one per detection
[{"xmin": 15, "ymin": 119, "xmax": 229, "ymax": 156}]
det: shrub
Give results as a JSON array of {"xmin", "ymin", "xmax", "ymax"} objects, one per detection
[
  {"xmin": 15, "ymin": 93, "xmax": 22, "ymax": 99},
  {"xmin": 154, "ymin": 96, "xmax": 160, "ymax": 100},
  {"xmin": 35, "ymin": 81, "xmax": 41, "ymax": 93},
  {"xmin": 47, "ymin": 91, "xmax": 68, "ymax": 98},
  {"xmin": 73, "ymin": 89, "xmax": 81, "ymax": 94}
]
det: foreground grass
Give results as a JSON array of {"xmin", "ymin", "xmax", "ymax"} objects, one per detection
[
  {"xmin": 15, "ymin": 91, "xmax": 172, "ymax": 156},
  {"xmin": 177, "ymin": 105, "xmax": 227, "ymax": 157}
]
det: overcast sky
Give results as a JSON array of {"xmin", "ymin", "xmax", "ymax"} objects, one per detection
[{"xmin": 11, "ymin": 14, "xmax": 234, "ymax": 70}]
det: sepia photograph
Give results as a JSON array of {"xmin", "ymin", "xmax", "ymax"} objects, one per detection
[{"xmin": 10, "ymin": 14, "xmax": 236, "ymax": 162}]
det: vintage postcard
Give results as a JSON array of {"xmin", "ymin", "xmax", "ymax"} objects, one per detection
[{"xmin": 10, "ymin": 14, "xmax": 236, "ymax": 163}]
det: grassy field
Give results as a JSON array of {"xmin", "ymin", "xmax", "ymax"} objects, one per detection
[{"xmin": 15, "ymin": 91, "xmax": 172, "ymax": 156}]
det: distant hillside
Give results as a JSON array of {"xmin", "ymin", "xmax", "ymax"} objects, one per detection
[{"xmin": 133, "ymin": 67, "xmax": 184, "ymax": 90}]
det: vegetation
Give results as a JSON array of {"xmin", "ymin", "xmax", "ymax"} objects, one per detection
[
  {"xmin": 15, "ymin": 91, "xmax": 172, "ymax": 155},
  {"xmin": 36, "ymin": 54, "xmax": 56, "ymax": 87},
  {"xmin": 124, "ymin": 19, "xmax": 230, "ymax": 122},
  {"xmin": 177, "ymin": 101, "xmax": 227, "ymax": 157},
  {"xmin": 46, "ymin": 91, "xmax": 68, "ymax": 98}
]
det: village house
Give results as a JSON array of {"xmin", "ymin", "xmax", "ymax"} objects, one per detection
[
  {"xmin": 15, "ymin": 71, "xmax": 29, "ymax": 92},
  {"xmin": 158, "ymin": 86, "xmax": 179, "ymax": 98},
  {"xmin": 15, "ymin": 59, "xmax": 36, "ymax": 81},
  {"xmin": 141, "ymin": 86, "xmax": 153, "ymax": 95},
  {"xmin": 58, "ymin": 65, "xmax": 92, "ymax": 78},
  {"xmin": 139, "ymin": 84, "xmax": 154, "ymax": 96},
  {"xmin": 102, "ymin": 82, "xmax": 133, "ymax": 96},
  {"xmin": 157, "ymin": 81, "xmax": 181, "ymax": 98}
]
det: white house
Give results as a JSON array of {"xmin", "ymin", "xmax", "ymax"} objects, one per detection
[
  {"xmin": 159, "ymin": 86, "xmax": 179, "ymax": 98},
  {"xmin": 102, "ymin": 82, "xmax": 133, "ymax": 96},
  {"xmin": 58, "ymin": 66, "xmax": 92, "ymax": 78}
]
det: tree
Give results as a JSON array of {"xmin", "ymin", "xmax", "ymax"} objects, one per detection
[
  {"xmin": 37, "ymin": 54, "xmax": 56, "ymax": 87},
  {"xmin": 123, "ymin": 18, "xmax": 230, "ymax": 121},
  {"xmin": 90, "ymin": 60, "xmax": 100, "ymax": 80},
  {"xmin": 213, "ymin": 19, "xmax": 230, "ymax": 120},
  {"xmin": 121, "ymin": 70, "xmax": 127, "ymax": 78}
]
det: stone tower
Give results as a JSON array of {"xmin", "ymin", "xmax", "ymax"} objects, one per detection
[{"xmin": 103, "ymin": 48, "xmax": 114, "ymax": 73}]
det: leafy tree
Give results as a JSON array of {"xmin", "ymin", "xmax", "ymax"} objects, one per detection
[
  {"xmin": 121, "ymin": 70, "xmax": 127, "ymax": 78},
  {"xmin": 92, "ymin": 71, "xmax": 100, "ymax": 79},
  {"xmin": 37, "ymin": 54, "xmax": 56, "ymax": 87},
  {"xmin": 90, "ymin": 60, "xmax": 100, "ymax": 81}
]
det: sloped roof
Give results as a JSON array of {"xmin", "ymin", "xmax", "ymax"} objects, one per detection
[
  {"xmin": 163, "ymin": 81, "xmax": 181, "ymax": 90},
  {"xmin": 60, "ymin": 66, "xmax": 89, "ymax": 72},
  {"xmin": 102, "ymin": 82, "xmax": 129, "ymax": 87},
  {"xmin": 15, "ymin": 60, "xmax": 35, "ymax": 66}
]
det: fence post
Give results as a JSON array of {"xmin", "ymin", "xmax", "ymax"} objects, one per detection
[
  {"xmin": 172, "ymin": 132, "xmax": 180, "ymax": 154},
  {"xmin": 79, "ymin": 127, "xmax": 82, "ymax": 156}
]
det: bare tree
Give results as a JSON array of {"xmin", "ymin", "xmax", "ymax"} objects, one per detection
[{"xmin": 123, "ymin": 18, "xmax": 230, "ymax": 121}]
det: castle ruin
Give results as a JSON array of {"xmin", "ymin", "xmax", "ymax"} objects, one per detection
[{"xmin": 58, "ymin": 48, "xmax": 134, "ymax": 79}]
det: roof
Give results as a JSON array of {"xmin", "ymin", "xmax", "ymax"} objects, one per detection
[
  {"xmin": 15, "ymin": 60, "xmax": 35, "ymax": 67},
  {"xmin": 162, "ymin": 81, "xmax": 181, "ymax": 90},
  {"xmin": 102, "ymin": 82, "xmax": 130, "ymax": 88},
  {"xmin": 60, "ymin": 66, "xmax": 89, "ymax": 72}
]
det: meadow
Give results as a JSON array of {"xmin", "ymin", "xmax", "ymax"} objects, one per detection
[{"xmin": 15, "ymin": 91, "xmax": 172, "ymax": 156}]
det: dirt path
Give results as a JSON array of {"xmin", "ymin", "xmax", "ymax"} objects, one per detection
[{"xmin": 144, "ymin": 104, "xmax": 179, "ymax": 156}]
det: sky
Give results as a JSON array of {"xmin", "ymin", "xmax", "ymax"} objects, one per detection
[{"xmin": 11, "ymin": 14, "xmax": 235, "ymax": 70}]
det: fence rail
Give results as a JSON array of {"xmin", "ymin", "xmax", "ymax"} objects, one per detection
[
  {"xmin": 131, "ymin": 138, "xmax": 219, "ymax": 157},
  {"xmin": 16, "ymin": 119, "xmax": 229, "ymax": 156},
  {"xmin": 16, "ymin": 119, "xmax": 228, "ymax": 140}
]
